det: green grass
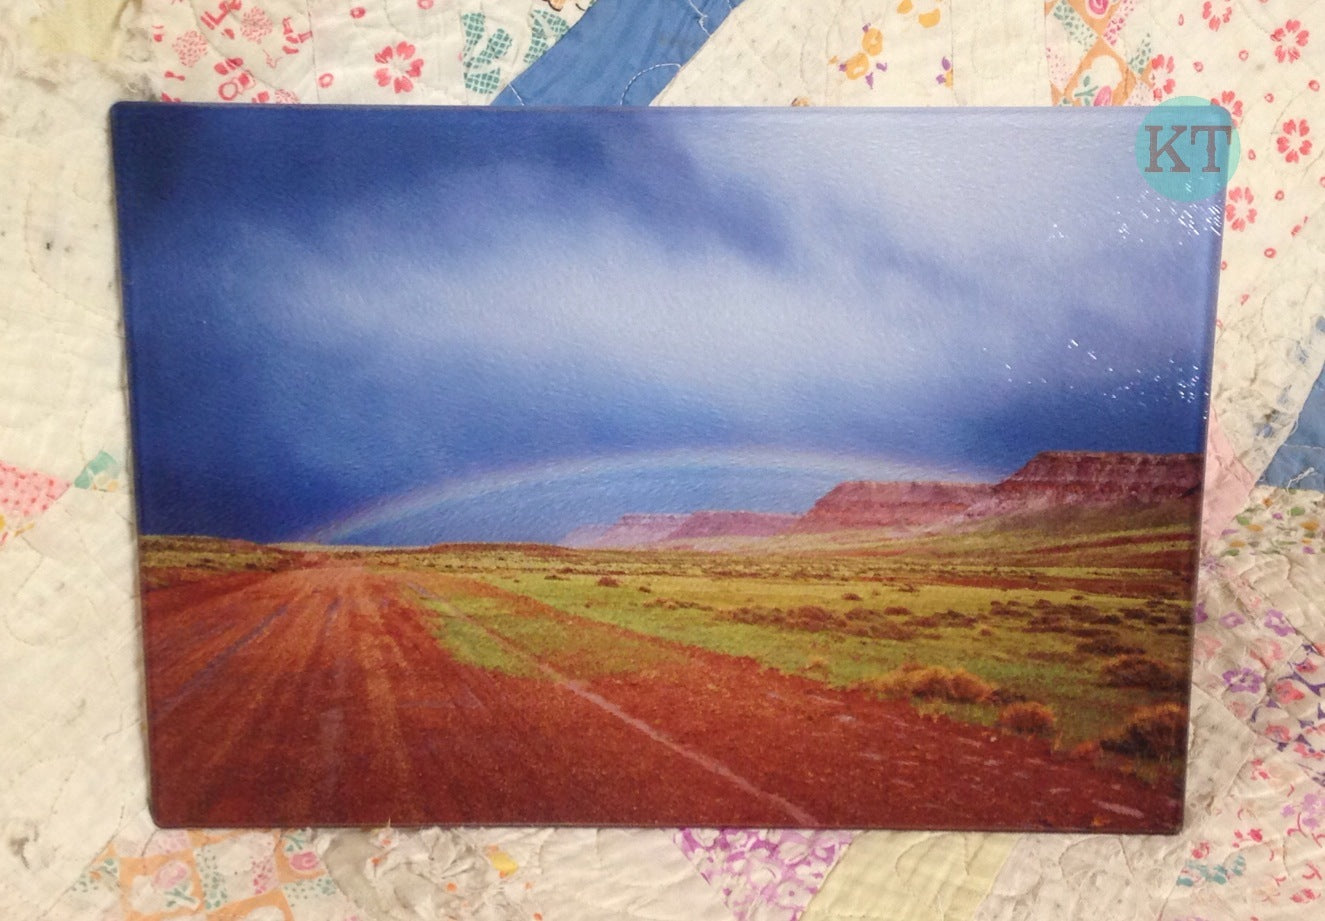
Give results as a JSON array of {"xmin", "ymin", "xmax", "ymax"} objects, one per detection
[
  {"xmin": 418, "ymin": 590, "xmax": 695, "ymax": 679},
  {"xmin": 422, "ymin": 604, "xmax": 538, "ymax": 677},
  {"xmin": 386, "ymin": 519, "xmax": 1193, "ymax": 752}
]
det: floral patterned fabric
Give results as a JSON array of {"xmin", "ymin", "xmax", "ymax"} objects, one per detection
[
  {"xmin": 1201, "ymin": 490, "xmax": 1325, "ymax": 788},
  {"xmin": 3, "ymin": 0, "xmax": 1325, "ymax": 919},
  {"xmin": 146, "ymin": 1, "xmax": 590, "ymax": 105},
  {"xmin": 51, "ymin": 817, "xmax": 363, "ymax": 920},
  {"xmin": 675, "ymin": 829, "xmax": 854, "ymax": 921}
]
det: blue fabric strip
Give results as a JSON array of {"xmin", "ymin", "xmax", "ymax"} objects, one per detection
[
  {"xmin": 1262, "ymin": 361, "xmax": 1325, "ymax": 489},
  {"xmin": 493, "ymin": 0, "xmax": 745, "ymax": 107}
]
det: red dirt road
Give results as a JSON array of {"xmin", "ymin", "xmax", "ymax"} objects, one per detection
[{"xmin": 144, "ymin": 564, "xmax": 1182, "ymax": 830}]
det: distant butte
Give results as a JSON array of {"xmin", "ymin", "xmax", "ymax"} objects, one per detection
[
  {"xmin": 557, "ymin": 451, "xmax": 1204, "ymax": 549},
  {"xmin": 791, "ymin": 481, "xmax": 994, "ymax": 533},
  {"xmin": 562, "ymin": 511, "xmax": 796, "ymax": 549}
]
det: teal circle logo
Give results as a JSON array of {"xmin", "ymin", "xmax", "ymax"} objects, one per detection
[{"xmin": 1134, "ymin": 96, "xmax": 1240, "ymax": 202}]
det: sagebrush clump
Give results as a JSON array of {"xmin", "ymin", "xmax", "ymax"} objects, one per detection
[
  {"xmin": 997, "ymin": 701, "xmax": 1056, "ymax": 736},
  {"xmin": 860, "ymin": 664, "xmax": 996, "ymax": 703},
  {"xmin": 1100, "ymin": 654, "xmax": 1184, "ymax": 691},
  {"xmin": 1076, "ymin": 636, "xmax": 1144, "ymax": 657},
  {"xmin": 1101, "ymin": 702, "xmax": 1187, "ymax": 759}
]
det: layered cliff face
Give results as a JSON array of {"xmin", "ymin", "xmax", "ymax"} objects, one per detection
[
  {"xmin": 996, "ymin": 451, "xmax": 1202, "ymax": 496},
  {"xmin": 558, "ymin": 452, "xmax": 1203, "ymax": 547},
  {"xmin": 791, "ymin": 481, "xmax": 996, "ymax": 532},
  {"xmin": 965, "ymin": 451, "xmax": 1203, "ymax": 517}
]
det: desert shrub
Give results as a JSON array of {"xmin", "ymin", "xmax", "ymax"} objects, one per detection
[
  {"xmin": 1122, "ymin": 607, "xmax": 1150, "ymax": 621},
  {"xmin": 840, "ymin": 607, "xmax": 914, "ymax": 638},
  {"xmin": 909, "ymin": 614, "xmax": 942, "ymax": 628},
  {"xmin": 842, "ymin": 591, "xmax": 862, "ymax": 601},
  {"xmin": 725, "ymin": 604, "xmax": 910, "ymax": 638},
  {"xmin": 997, "ymin": 701, "xmax": 1056, "ymax": 737},
  {"xmin": 1060, "ymin": 603, "xmax": 1100, "ymax": 618},
  {"xmin": 731, "ymin": 604, "xmax": 820, "ymax": 630},
  {"xmin": 1158, "ymin": 625, "xmax": 1189, "ymax": 636},
  {"xmin": 544, "ymin": 574, "xmax": 565, "ymax": 581},
  {"xmin": 1066, "ymin": 626, "xmax": 1113, "ymax": 638},
  {"xmin": 654, "ymin": 597, "xmax": 713, "ymax": 612},
  {"xmin": 865, "ymin": 621, "xmax": 917, "ymax": 641},
  {"xmin": 1026, "ymin": 649, "xmax": 1079, "ymax": 663},
  {"xmin": 1101, "ymin": 703, "xmax": 1187, "ymax": 759},
  {"xmin": 988, "ymin": 687, "xmax": 1026, "ymax": 704},
  {"xmin": 1076, "ymin": 637, "xmax": 1144, "ymax": 656},
  {"xmin": 861, "ymin": 665, "xmax": 996, "ymax": 703},
  {"xmin": 787, "ymin": 605, "xmax": 840, "ymax": 631},
  {"xmin": 883, "ymin": 605, "xmax": 912, "ymax": 616},
  {"xmin": 1100, "ymin": 654, "xmax": 1185, "ymax": 691},
  {"xmin": 979, "ymin": 627, "xmax": 994, "ymax": 637},
  {"xmin": 638, "ymin": 585, "xmax": 652, "ymax": 593},
  {"xmin": 1091, "ymin": 613, "xmax": 1124, "ymax": 625},
  {"xmin": 920, "ymin": 667, "xmax": 996, "ymax": 702},
  {"xmin": 725, "ymin": 604, "xmax": 775, "ymax": 623},
  {"xmin": 858, "ymin": 671, "xmax": 910, "ymax": 699},
  {"xmin": 1023, "ymin": 614, "xmax": 1066, "ymax": 633},
  {"xmin": 937, "ymin": 609, "xmax": 978, "ymax": 627},
  {"xmin": 1069, "ymin": 740, "xmax": 1102, "ymax": 761},
  {"xmin": 596, "ymin": 576, "xmax": 621, "ymax": 587}
]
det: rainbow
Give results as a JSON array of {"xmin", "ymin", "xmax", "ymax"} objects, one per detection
[{"xmin": 306, "ymin": 447, "xmax": 997, "ymax": 545}]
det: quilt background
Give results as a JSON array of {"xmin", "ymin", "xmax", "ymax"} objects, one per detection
[{"xmin": 2, "ymin": 0, "xmax": 1324, "ymax": 918}]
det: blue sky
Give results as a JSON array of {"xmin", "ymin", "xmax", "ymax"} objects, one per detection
[{"xmin": 113, "ymin": 105, "xmax": 1222, "ymax": 545}]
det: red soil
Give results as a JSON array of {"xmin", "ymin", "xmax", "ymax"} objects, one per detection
[{"xmin": 143, "ymin": 564, "xmax": 1183, "ymax": 831}]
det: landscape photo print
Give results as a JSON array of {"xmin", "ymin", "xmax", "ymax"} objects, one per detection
[{"xmin": 112, "ymin": 104, "xmax": 1220, "ymax": 831}]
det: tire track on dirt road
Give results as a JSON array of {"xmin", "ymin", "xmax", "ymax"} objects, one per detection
[
  {"xmin": 145, "ymin": 573, "xmax": 288, "ymax": 701},
  {"xmin": 179, "ymin": 568, "xmax": 417, "ymax": 822},
  {"xmin": 334, "ymin": 574, "xmax": 428, "ymax": 820},
  {"xmin": 148, "ymin": 571, "xmax": 338, "ymax": 821},
  {"xmin": 406, "ymin": 582, "xmax": 820, "ymax": 826},
  {"xmin": 151, "ymin": 600, "xmax": 290, "ymax": 723},
  {"xmin": 149, "ymin": 565, "xmax": 747, "ymax": 823}
]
